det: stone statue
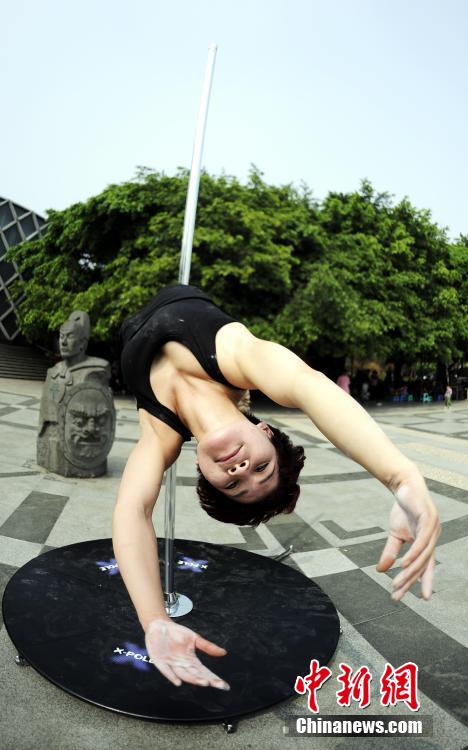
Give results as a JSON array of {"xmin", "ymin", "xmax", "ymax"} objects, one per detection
[
  {"xmin": 58, "ymin": 383, "xmax": 115, "ymax": 475},
  {"xmin": 37, "ymin": 311, "xmax": 116, "ymax": 477}
]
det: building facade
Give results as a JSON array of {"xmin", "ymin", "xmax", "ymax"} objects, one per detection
[{"xmin": 0, "ymin": 197, "xmax": 46, "ymax": 341}]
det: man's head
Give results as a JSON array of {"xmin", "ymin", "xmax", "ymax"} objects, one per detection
[
  {"xmin": 196, "ymin": 414, "xmax": 305, "ymax": 526},
  {"xmin": 59, "ymin": 311, "xmax": 90, "ymax": 363}
]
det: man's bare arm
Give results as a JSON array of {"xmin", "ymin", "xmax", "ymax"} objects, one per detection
[
  {"xmin": 236, "ymin": 333, "xmax": 440, "ymax": 600},
  {"xmin": 112, "ymin": 428, "xmax": 173, "ymax": 631},
  {"xmin": 113, "ymin": 419, "xmax": 229, "ymax": 688},
  {"xmin": 236, "ymin": 333, "xmax": 413, "ymax": 484}
]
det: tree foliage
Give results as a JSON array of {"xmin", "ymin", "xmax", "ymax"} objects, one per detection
[
  {"xmin": 7, "ymin": 168, "xmax": 468, "ymax": 366},
  {"xmin": 275, "ymin": 181, "xmax": 468, "ymax": 365}
]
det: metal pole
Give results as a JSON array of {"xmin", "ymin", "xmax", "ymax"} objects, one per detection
[
  {"xmin": 164, "ymin": 462, "xmax": 177, "ymax": 600},
  {"xmin": 179, "ymin": 42, "xmax": 218, "ymax": 285},
  {"xmin": 164, "ymin": 43, "xmax": 218, "ymax": 617}
]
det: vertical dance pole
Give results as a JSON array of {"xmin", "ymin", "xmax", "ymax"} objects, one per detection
[{"xmin": 164, "ymin": 43, "xmax": 218, "ymax": 617}]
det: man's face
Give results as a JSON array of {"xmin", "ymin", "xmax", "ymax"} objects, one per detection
[
  {"xmin": 59, "ymin": 324, "xmax": 85, "ymax": 359},
  {"xmin": 64, "ymin": 391, "xmax": 112, "ymax": 461},
  {"xmin": 197, "ymin": 418, "xmax": 279, "ymax": 503}
]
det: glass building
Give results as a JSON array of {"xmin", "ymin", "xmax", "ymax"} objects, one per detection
[{"xmin": 0, "ymin": 197, "xmax": 46, "ymax": 341}]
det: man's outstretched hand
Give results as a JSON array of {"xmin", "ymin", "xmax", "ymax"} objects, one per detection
[
  {"xmin": 377, "ymin": 471, "xmax": 441, "ymax": 601},
  {"xmin": 145, "ymin": 617, "xmax": 230, "ymax": 690}
]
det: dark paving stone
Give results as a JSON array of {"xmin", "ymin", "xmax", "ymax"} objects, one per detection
[
  {"xmin": 265, "ymin": 418, "xmax": 328, "ymax": 446},
  {"xmin": 0, "ymin": 406, "xmax": 19, "ymax": 418},
  {"xmin": 113, "ymin": 437, "xmax": 138, "ymax": 444},
  {"xmin": 0, "ymin": 471, "xmax": 39, "ymax": 478},
  {"xmin": 321, "ymin": 519, "xmax": 384, "ymax": 539},
  {"xmin": 403, "ymin": 426, "xmax": 468, "ymax": 440},
  {"xmin": 0, "ymin": 420, "xmax": 36, "ymax": 431},
  {"xmin": 177, "ymin": 477, "xmax": 197, "ymax": 486},
  {"xmin": 339, "ymin": 538, "xmax": 388, "ymax": 568},
  {"xmin": 267, "ymin": 520, "xmax": 332, "ymax": 552},
  {"xmin": 314, "ymin": 569, "xmax": 468, "ymax": 726},
  {"xmin": 227, "ymin": 525, "xmax": 268, "ymax": 551},
  {"xmin": 426, "ymin": 479, "xmax": 468, "ymax": 505},
  {"xmin": 314, "ymin": 568, "xmax": 400, "ymax": 624},
  {"xmin": 0, "ymin": 561, "xmax": 18, "ymax": 629},
  {"xmin": 356, "ymin": 607, "xmax": 468, "ymax": 728},
  {"xmin": 19, "ymin": 397, "xmax": 39, "ymax": 406},
  {"xmin": 265, "ymin": 433, "xmax": 321, "ymax": 449},
  {"xmin": 300, "ymin": 471, "xmax": 371, "ymax": 484},
  {"xmin": 288, "ymin": 430, "xmax": 328, "ymax": 445},
  {"xmin": 0, "ymin": 390, "xmax": 29, "ymax": 398},
  {"xmin": 438, "ymin": 514, "xmax": 468, "ymax": 546},
  {"xmin": 227, "ymin": 539, "xmax": 304, "ymax": 574},
  {"xmin": 0, "ymin": 491, "xmax": 69, "ymax": 544},
  {"xmin": 377, "ymin": 415, "xmax": 442, "ymax": 424},
  {"xmin": 340, "ymin": 514, "xmax": 468, "ymax": 567}
]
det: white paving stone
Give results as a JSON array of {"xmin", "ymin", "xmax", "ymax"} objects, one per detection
[
  {"xmin": 0, "ymin": 534, "xmax": 42, "ymax": 567},
  {"xmin": 293, "ymin": 547, "xmax": 358, "ymax": 577},
  {"xmin": 0, "ymin": 408, "xmax": 39, "ymax": 427}
]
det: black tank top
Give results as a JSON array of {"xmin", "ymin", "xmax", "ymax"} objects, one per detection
[{"xmin": 119, "ymin": 284, "xmax": 240, "ymax": 441}]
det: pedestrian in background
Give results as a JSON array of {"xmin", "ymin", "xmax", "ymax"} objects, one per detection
[
  {"xmin": 337, "ymin": 371, "xmax": 351, "ymax": 394},
  {"xmin": 444, "ymin": 384, "xmax": 453, "ymax": 408}
]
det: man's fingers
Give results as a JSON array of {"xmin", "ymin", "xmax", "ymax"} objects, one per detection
[
  {"xmin": 192, "ymin": 661, "xmax": 230, "ymax": 690},
  {"xmin": 400, "ymin": 512, "xmax": 439, "ymax": 568},
  {"xmin": 171, "ymin": 663, "xmax": 210, "ymax": 687},
  {"xmin": 392, "ymin": 543, "xmax": 437, "ymax": 601},
  {"xmin": 195, "ymin": 634, "xmax": 227, "ymax": 657},
  {"xmin": 392, "ymin": 526, "xmax": 439, "ymax": 593},
  {"xmin": 202, "ymin": 669, "xmax": 230, "ymax": 691},
  {"xmin": 391, "ymin": 577, "xmax": 414, "ymax": 601},
  {"xmin": 376, "ymin": 534, "xmax": 403, "ymax": 572},
  {"xmin": 170, "ymin": 658, "xmax": 230, "ymax": 690},
  {"xmin": 391, "ymin": 559, "xmax": 428, "ymax": 600},
  {"xmin": 393, "ymin": 543, "xmax": 433, "ymax": 591},
  {"xmin": 420, "ymin": 555, "xmax": 436, "ymax": 600},
  {"xmin": 154, "ymin": 660, "xmax": 182, "ymax": 687}
]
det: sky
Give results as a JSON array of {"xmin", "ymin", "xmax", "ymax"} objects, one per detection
[{"xmin": 2, "ymin": 0, "xmax": 468, "ymax": 240}]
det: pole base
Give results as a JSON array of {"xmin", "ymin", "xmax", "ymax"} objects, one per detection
[
  {"xmin": 2, "ymin": 538, "xmax": 340, "ymax": 723},
  {"xmin": 165, "ymin": 593, "xmax": 193, "ymax": 618}
]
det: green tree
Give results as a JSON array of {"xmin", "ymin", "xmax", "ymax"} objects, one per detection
[
  {"xmin": 7, "ymin": 167, "xmax": 316, "ymax": 355},
  {"xmin": 273, "ymin": 181, "xmax": 468, "ymax": 369},
  {"xmin": 7, "ymin": 171, "xmax": 467, "ymax": 370}
]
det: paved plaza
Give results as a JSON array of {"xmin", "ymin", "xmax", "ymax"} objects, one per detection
[{"xmin": 0, "ymin": 376, "xmax": 467, "ymax": 750}]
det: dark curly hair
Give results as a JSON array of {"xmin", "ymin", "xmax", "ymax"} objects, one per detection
[{"xmin": 196, "ymin": 414, "xmax": 305, "ymax": 527}]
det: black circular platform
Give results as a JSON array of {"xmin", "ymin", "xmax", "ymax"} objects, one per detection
[{"xmin": 2, "ymin": 538, "xmax": 340, "ymax": 723}]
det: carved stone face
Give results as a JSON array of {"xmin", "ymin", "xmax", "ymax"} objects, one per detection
[
  {"xmin": 59, "ymin": 323, "xmax": 87, "ymax": 361},
  {"xmin": 61, "ymin": 387, "xmax": 114, "ymax": 467}
]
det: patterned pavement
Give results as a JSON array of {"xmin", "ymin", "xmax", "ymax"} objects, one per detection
[{"xmin": 0, "ymin": 377, "xmax": 467, "ymax": 750}]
